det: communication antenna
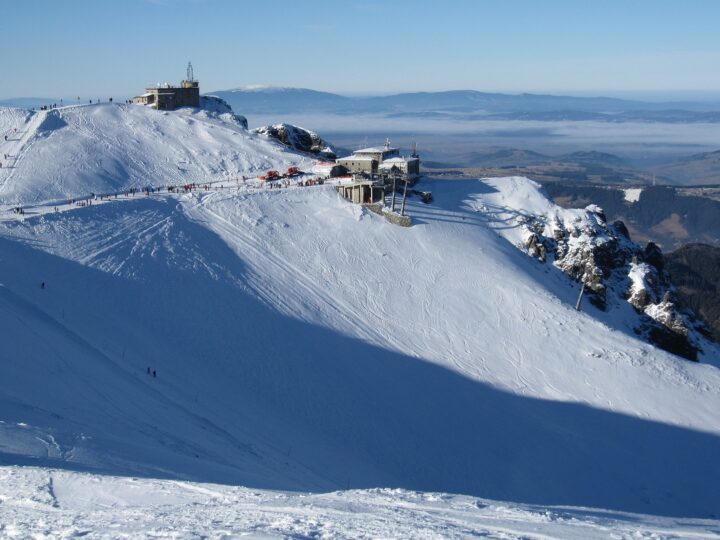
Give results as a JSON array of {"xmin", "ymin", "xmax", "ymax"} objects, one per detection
[
  {"xmin": 187, "ymin": 61, "xmax": 194, "ymax": 82},
  {"xmin": 411, "ymin": 140, "xmax": 418, "ymax": 157}
]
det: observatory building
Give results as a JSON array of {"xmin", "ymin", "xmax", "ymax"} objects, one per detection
[{"xmin": 133, "ymin": 63, "xmax": 200, "ymax": 111}]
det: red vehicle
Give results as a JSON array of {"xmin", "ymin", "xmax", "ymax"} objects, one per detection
[
  {"xmin": 287, "ymin": 166, "xmax": 300, "ymax": 176},
  {"xmin": 266, "ymin": 170, "xmax": 280, "ymax": 179}
]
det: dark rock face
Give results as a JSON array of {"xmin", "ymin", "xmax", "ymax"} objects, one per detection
[
  {"xmin": 648, "ymin": 326, "xmax": 698, "ymax": 361},
  {"xmin": 644, "ymin": 242, "xmax": 664, "ymax": 271},
  {"xmin": 666, "ymin": 243, "xmax": 720, "ymax": 343},
  {"xmin": 612, "ymin": 220, "xmax": 630, "ymax": 239},
  {"xmin": 253, "ymin": 124, "xmax": 336, "ymax": 158}
]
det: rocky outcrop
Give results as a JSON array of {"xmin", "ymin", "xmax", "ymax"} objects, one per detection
[
  {"xmin": 200, "ymin": 95, "xmax": 248, "ymax": 129},
  {"xmin": 253, "ymin": 124, "xmax": 336, "ymax": 158},
  {"xmin": 517, "ymin": 203, "xmax": 700, "ymax": 360}
]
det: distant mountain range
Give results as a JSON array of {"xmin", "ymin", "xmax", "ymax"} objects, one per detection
[
  {"xmin": 209, "ymin": 87, "xmax": 720, "ymax": 122},
  {"xmin": 5, "ymin": 88, "xmax": 720, "ymax": 123}
]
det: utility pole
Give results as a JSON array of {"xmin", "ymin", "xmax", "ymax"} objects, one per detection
[
  {"xmin": 400, "ymin": 177, "xmax": 409, "ymax": 216},
  {"xmin": 575, "ymin": 282, "xmax": 586, "ymax": 311},
  {"xmin": 391, "ymin": 173, "xmax": 397, "ymax": 212}
]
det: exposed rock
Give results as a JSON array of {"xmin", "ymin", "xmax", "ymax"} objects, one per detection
[
  {"xmin": 648, "ymin": 326, "xmax": 698, "ymax": 361},
  {"xmin": 515, "ymin": 202, "xmax": 699, "ymax": 359},
  {"xmin": 253, "ymin": 123, "xmax": 336, "ymax": 158},
  {"xmin": 524, "ymin": 233, "xmax": 546, "ymax": 262},
  {"xmin": 611, "ymin": 220, "xmax": 630, "ymax": 239},
  {"xmin": 200, "ymin": 95, "xmax": 248, "ymax": 129},
  {"xmin": 643, "ymin": 242, "xmax": 664, "ymax": 271}
]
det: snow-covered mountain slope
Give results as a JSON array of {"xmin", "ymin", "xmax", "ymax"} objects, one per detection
[
  {"xmin": 468, "ymin": 176, "xmax": 708, "ymax": 360},
  {"xmin": 3, "ymin": 466, "xmax": 719, "ymax": 539},
  {"xmin": 0, "ymin": 102, "xmax": 304, "ymax": 205},
  {"xmin": 1, "ymin": 175, "xmax": 719, "ymax": 520}
]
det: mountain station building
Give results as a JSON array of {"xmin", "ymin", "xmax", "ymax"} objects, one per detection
[{"xmin": 336, "ymin": 140, "xmax": 420, "ymax": 180}]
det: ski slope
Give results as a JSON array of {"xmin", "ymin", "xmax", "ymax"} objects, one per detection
[
  {"xmin": 0, "ymin": 102, "xmax": 305, "ymax": 205},
  {"xmin": 0, "ymin": 180, "xmax": 719, "ymax": 517},
  {"xmin": 0, "ymin": 103, "xmax": 719, "ymax": 534}
]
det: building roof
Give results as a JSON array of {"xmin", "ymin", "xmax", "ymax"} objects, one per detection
[
  {"xmin": 340, "ymin": 180, "xmax": 379, "ymax": 187},
  {"xmin": 354, "ymin": 146, "xmax": 398, "ymax": 154},
  {"xmin": 381, "ymin": 156, "xmax": 419, "ymax": 164},
  {"xmin": 337, "ymin": 155, "xmax": 376, "ymax": 162},
  {"xmin": 378, "ymin": 157, "xmax": 420, "ymax": 170}
]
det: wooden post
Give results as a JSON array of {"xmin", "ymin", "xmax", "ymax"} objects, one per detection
[{"xmin": 575, "ymin": 282, "xmax": 586, "ymax": 311}]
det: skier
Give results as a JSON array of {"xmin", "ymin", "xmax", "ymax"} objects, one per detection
[{"xmin": 152, "ymin": 369, "xmax": 157, "ymax": 378}]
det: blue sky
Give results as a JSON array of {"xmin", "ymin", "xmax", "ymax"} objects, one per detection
[{"xmin": 1, "ymin": 0, "xmax": 719, "ymax": 100}]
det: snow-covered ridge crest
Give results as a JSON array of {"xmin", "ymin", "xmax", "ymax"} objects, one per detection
[
  {"xmin": 199, "ymin": 95, "xmax": 248, "ymax": 128},
  {"xmin": 0, "ymin": 101, "xmax": 308, "ymax": 205},
  {"xmin": 470, "ymin": 176, "xmax": 706, "ymax": 360}
]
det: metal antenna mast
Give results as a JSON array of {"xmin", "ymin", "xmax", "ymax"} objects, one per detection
[{"xmin": 187, "ymin": 62, "xmax": 194, "ymax": 81}]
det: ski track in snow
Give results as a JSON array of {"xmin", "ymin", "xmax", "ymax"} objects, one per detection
[{"xmin": 1, "ymin": 103, "xmax": 720, "ymax": 536}]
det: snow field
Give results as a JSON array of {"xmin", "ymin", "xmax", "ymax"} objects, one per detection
[
  {"xmin": 0, "ymin": 181, "xmax": 718, "ymax": 518},
  {"xmin": 0, "ymin": 103, "xmax": 308, "ymax": 205},
  {"xmin": 2, "ymin": 466, "xmax": 719, "ymax": 539},
  {"xmin": 0, "ymin": 103, "xmax": 719, "ymax": 530}
]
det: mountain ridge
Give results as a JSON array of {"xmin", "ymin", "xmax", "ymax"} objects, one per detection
[{"xmin": 211, "ymin": 86, "xmax": 720, "ymax": 115}]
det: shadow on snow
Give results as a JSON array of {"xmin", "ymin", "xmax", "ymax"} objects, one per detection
[{"xmin": 0, "ymin": 196, "xmax": 717, "ymax": 520}]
